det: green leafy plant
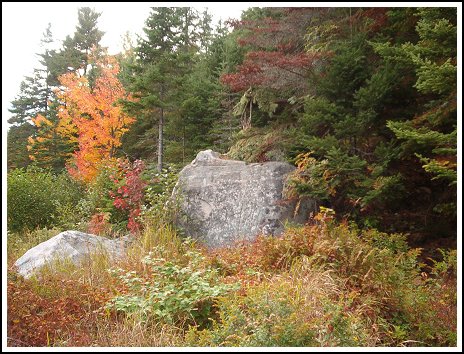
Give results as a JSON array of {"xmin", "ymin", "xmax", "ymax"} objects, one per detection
[
  {"xmin": 186, "ymin": 282, "xmax": 317, "ymax": 347},
  {"xmin": 141, "ymin": 164, "xmax": 180, "ymax": 225},
  {"xmin": 105, "ymin": 243, "xmax": 239, "ymax": 327},
  {"xmin": 7, "ymin": 166, "xmax": 84, "ymax": 232}
]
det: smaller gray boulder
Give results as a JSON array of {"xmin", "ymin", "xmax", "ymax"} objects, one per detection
[{"xmin": 13, "ymin": 230, "xmax": 131, "ymax": 279}]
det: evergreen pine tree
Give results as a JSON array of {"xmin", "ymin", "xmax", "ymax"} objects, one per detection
[{"xmin": 123, "ymin": 7, "xmax": 189, "ymax": 171}]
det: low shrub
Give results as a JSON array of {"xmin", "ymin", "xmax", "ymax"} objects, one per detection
[
  {"xmin": 141, "ymin": 163, "xmax": 180, "ymax": 225},
  {"xmin": 109, "ymin": 159, "xmax": 147, "ymax": 234},
  {"xmin": 186, "ymin": 281, "xmax": 317, "ymax": 347},
  {"xmin": 202, "ymin": 209, "xmax": 457, "ymax": 347},
  {"xmin": 7, "ymin": 206, "xmax": 456, "ymax": 347},
  {"xmin": 7, "ymin": 167, "xmax": 85, "ymax": 233},
  {"xmin": 105, "ymin": 242, "xmax": 239, "ymax": 327},
  {"xmin": 81, "ymin": 161, "xmax": 124, "ymax": 233},
  {"xmin": 78, "ymin": 158, "xmax": 150, "ymax": 235},
  {"xmin": 7, "ymin": 274, "xmax": 109, "ymax": 346}
]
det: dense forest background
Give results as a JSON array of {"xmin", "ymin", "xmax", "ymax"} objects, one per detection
[
  {"xmin": 7, "ymin": 6, "xmax": 457, "ymax": 248},
  {"xmin": 6, "ymin": 6, "xmax": 459, "ymax": 348}
]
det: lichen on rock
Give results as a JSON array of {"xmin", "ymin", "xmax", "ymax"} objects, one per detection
[{"xmin": 173, "ymin": 150, "xmax": 317, "ymax": 248}]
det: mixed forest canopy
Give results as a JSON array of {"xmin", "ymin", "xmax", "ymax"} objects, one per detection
[
  {"xmin": 7, "ymin": 6, "xmax": 457, "ymax": 246},
  {"xmin": 6, "ymin": 6, "xmax": 459, "ymax": 348}
]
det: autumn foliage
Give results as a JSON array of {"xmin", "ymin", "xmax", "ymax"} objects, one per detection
[
  {"xmin": 222, "ymin": 51, "xmax": 323, "ymax": 92},
  {"xmin": 56, "ymin": 53, "xmax": 135, "ymax": 183},
  {"xmin": 7, "ymin": 276, "xmax": 110, "ymax": 346},
  {"xmin": 222, "ymin": 8, "xmax": 329, "ymax": 94},
  {"xmin": 109, "ymin": 159, "xmax": 147, "ymax": 233}
]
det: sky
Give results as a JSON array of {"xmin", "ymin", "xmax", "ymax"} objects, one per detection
[
  {"xmin": 6, "ymin": 2, "xmax": 452, "ymax": 128},
  {"xmin": 1, "ymin": 2, "xmax": 254, "ymax": 129}
]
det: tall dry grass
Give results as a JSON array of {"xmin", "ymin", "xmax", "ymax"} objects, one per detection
[{"xmin": 7, "ymin": 211, "xmax": 457, "ymax": 347}]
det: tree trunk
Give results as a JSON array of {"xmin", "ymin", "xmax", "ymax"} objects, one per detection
[
  {"xmin": 158, "ymin": 107, "xmax": 164, "ymax": 172},
  {"xmin": 182, "ymin": 121, "xmax": 185, "ymax": 165}
]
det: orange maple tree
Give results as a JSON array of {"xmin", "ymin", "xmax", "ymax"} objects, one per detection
[
  {"xmin": 56, "ymin": 52, "xmax": 135, "ymax": 182},
  {"xmin": 27, "ymin": 111, "xmax": 79, "ymax": 167}
]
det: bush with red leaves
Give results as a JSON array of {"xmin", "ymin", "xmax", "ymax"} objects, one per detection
[{"xmin": 109, "ymin": 159, "xmax": 147, "ymax": 234}]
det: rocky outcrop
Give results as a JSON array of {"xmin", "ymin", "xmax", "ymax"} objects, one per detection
[
  {"xmin": 173, "ymin": 150, "xmax": 317, "ymax": 248},
  {"xmin": 14, "ymin": 230, "xmax": 132, "ymax": 279}
]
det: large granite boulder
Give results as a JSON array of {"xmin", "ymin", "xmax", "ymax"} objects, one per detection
[
  {"xmin": 173, "ymin": 150, "xmax": 317, "ymax": 248},
  {"xmin": 14, "ymin": 230, "xmax": 132, "ymax": 279}
]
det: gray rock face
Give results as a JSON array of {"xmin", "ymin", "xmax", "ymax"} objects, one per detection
[
  {"xmin": 14, "ymin": 230, "xmax": 131, "ymax": 279},
  {"xmin": 173, "ymin": 150, "xmax": 317, "ymax": 248}
]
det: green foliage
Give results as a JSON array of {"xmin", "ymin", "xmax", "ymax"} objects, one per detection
[
  {"xmin": 73, "ymin": 7, "xmax": 104, "ymax": 74},
  {"xmin": 352, "ymin": 61, "xmax": 404, "ymax": 134},
  {"xmin": 8, "ymin": 71, "xmax": 49, "ymax": 126},
  {"xmin": 29, "ymin": 100, "xmax": 78, "ymax": 173},
  {"xmin": 105, "ymin": 244, "xmax": 239, "ymax": 326},
  {"xmin": 300, "ymin": 97, "xmax": 341, "ymax": 137},
  {"xmin": 288, "ymin": 149, "xmax": 383, "ymax": 215},
  {"xmin": 317, "ymin": 34, "xmax": 372, "ymax": 106},
  {"xmin": 283, "ymin": 7, "xmax": 457, "ymax": 237},
  {"xmin": 7, "ymin": 6, "xmax": 457, "ymax": 241},
  {"xmin": 77, "ymin": 159, "xmax": 152, "ymax": 234},
  {"xmin": 374, "ymin": 8, "xmax": 456, "ymax": 226},
  {"xmin": 80, "ymin": 162, "xmax": 123, "ymax": 226},
  {"xmin": 7, "ymin": 123, "xmax": 36, "ymax": 171},
  {"xmin": 7, "ymin": 167, "xmax": 84, "ymax": 233},
  {"xmin": 227, "ymin": 126, "xmax": 296, "ymax": 163},
  {"xmin": 141, "ymin": 163, "xmax": 180, "ymax": 225},
  {"xmin": 186, "ymin": 283, "xmax": 316, "ymax": 347},
  {"xmin": 294, "ymin": 22, "xmax": 415, "ymax": 226},
  {"xmin": 413, "ymin": 57, "xmax": 456, "ymax": 95},
  {"xmin": 429, "ymin": 248, "xmax": 457, "ymax": 278},
  {"xmin": 122, "ymin": 7, "xmax": 213, "ymax": 170},
  {"xmin": 360, "ymin": 174, "xmax": 405, "ymax": 210},
  {"xmin": 164, "ymin": 58, "xmax": 220, "ymax": 165},
  {"xmin": 387, "ymin": 121, "xmax": 456, "ymax": 150},
  {"xmin": 7, "ymin": 27, "xmax": 54, "ymax": 171},
  {"xmin": 416, "ymin": 154, "xmax": 457, "ymax": 185},
  {"xmin": 47, "ymin": 7, "xmax": 104, "ymax": 82},
  {"xmin": 286, "ymin": 153, "xmax": 331, "ymax": 201},
  {"xmin": 6, "ymin": 7, "xmax": 458, "ymax": 347},
  {"xmin": 121, "ymin": 8, "xmax": 239, "ymax": 168}
]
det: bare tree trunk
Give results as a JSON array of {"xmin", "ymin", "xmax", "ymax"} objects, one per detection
[
  {"xmin": 158, "ymin": 107, "xmax": 164, "ymax": 172},
  {"xmin": 182, "ymin": 122, "xmax": 185, "ymax": 165}
]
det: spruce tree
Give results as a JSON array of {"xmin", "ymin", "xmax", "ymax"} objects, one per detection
[
  {"xmin": 372, "ymin": 7, "xmax": 457, "ymax": 233},
  {"xmin": 123, "ymin": 7, "xmax": 188, "ymax": 171},
  {"xmin": 8, "ymin": 8, "xmax": 105, "ymax": 172},
  {"xmin": 285, "ymin": 7, "xmax": 457, "ymax": 238},
  {"xmin": 7, "ymin": 25, "xmax": 55, "ymax": 170},
  {"xmin": 73, "ymin": 7, "xmax": 105, "ymax": 75}
]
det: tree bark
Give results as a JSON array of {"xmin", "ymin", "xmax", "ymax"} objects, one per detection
[{"xmin": 158, "ymin": 107, "xmax": 164, "ymax": 172}]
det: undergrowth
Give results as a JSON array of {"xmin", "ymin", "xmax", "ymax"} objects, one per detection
[{"xmin": 7, "ymin": 210, "xmax": 457, "ymax": 347}]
